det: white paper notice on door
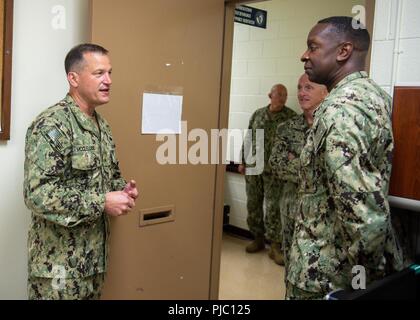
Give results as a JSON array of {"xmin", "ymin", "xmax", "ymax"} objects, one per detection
[{"xmin": 141, "ymin": 93, "xmax": 183, "ymax": 134}]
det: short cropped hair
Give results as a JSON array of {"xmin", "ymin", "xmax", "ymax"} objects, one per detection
[
  {"xmin": 318, "ymin": 16, "xmax": 371, "ymax": 52},
  {"xmin": 65, "ymin": 43, "xmax": 109, "ymax": 74}
]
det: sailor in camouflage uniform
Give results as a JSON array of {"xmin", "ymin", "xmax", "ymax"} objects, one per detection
[
  {"xmin": 286, "ymin": 17, "xmax": 404, "ymax": 299},
  {"xmin": 269, "ymin": 74, "xmax": 327, "ymax": 282},
  {"xmin": 238, "ymin": 84, "xmax": 296, "ymax": 265},
  {"xmin": 24, "ymin": 44, "xmax": 139, "ymax": 300}
]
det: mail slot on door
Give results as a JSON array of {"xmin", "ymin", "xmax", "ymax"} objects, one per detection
[{"xmin": 139, "ymin": 205, "xmax": 176, "ymax": 227}]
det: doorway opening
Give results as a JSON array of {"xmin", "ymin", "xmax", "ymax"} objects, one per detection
[{"xmin": 217, "ymin": 0, "xmax": 376, "ymax": 300}]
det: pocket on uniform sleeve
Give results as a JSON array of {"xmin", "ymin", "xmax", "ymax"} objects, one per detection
[
  {"xmin": 299, "ymin": 137, "xmax": 316, "ymax": 194},
  {"xmin": 313, "ymin": 118, "xmax": 330, "ymax": 153}
]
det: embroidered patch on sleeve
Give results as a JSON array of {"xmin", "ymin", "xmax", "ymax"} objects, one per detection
[{"xmin": 46, "ymin": 128, "xmax": 63, "ymax": 151}]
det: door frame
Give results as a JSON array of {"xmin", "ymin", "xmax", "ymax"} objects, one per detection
[
  {"xmin": 210, "ymin": 0, "xmax": 269, "ymax": 299},
  {"xmin": 209, "ymin": 1, "xmax": 236, "ymax": 300}
]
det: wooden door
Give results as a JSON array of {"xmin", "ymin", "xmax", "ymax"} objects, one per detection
[
  {"xmin": 390, "ymin": 87, "xmax": 420, "ymax": 201},
  {"xmin": 91, "ymin": 0, "xmax": 227, "ymax": 299}
]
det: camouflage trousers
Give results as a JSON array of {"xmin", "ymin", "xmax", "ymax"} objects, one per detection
[
  {"xmin": 285, "ymin": 281, "xmax": 327, "ymax": 300},
  {"xmin": 28, "ymin": 273, "xmax": 105, "ymax": 300},
  {"xmin": 279, "ymin": 182, "xmax": 299, "ymax": 275},
  {"xmin": 245, "ymin": 172, "xmax": 283, "ymax": 243}
]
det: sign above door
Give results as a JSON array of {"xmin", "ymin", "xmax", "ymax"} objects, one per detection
[{"xmin": 234, "ymin": 5, "xmax": 267, "ymax": 29}]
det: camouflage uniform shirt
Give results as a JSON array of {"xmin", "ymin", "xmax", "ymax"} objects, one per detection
[
  {"xmin": 243, "ymin": 105, "xmax": 296, "ymax": 173},
  {"xmin": 269, "ymin": 114, "xmax": 309, "ymax": 264},
  {"xmin": 287, "ymin": 72, "xmax": 403, "ymax": 294},
  {"xmin": 270, "ymin": 114, "xmax": 309, "ymax": 185},
  {"xmin": 242, "ymin": 105, "xmax": 296, "ymax": 241},
  {"xmin": 24, "ymin": 94, "xmax": 126, "ymax": 279}
]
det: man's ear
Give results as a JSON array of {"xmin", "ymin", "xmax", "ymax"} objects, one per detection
[
  {"xmin": 67, "ymin": 72, "xmax": 79, "ymax": 88},
  {"xmin": 337, "ymin": 42, "xmax": 353, "ymax": 62}
]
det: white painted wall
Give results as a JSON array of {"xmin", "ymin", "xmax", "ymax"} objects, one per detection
[
  {"xmin": 0, "ymin": 0, "xmax": 90, "ymax": 299},
  {"xmin": 225, "ymin": 0, "xmax": 366, "ymax": 230},
  {"xmin": 370, "ymin": 0, "xmax": 420, "ymax": 95}
]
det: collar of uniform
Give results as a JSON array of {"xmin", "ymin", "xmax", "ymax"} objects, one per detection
[
  {"xmin": 312, "ymin": 100, "xmax": 326, "ymax": 119},
  {"xmin": 312, "ymin": 71, "xmax": 367, "ymax": 121},
  {"xmin": 65, "ymin": 94, "xmax": 101, "ymax": 138},
  {"xmin": 266, "ymin": 104, "xmax": 288, "ymax": 120},
  {"xmin": 301, "ymin": 113, "xmax": 310, "ymax": 129},
  {"xmin": 330, "ymin": 71, "xmax": 368, "ymax": 94}
]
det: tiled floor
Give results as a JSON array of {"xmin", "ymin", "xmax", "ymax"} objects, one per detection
[{"xmin": 218, "ymin": 233, "xmax": 286, "ymax": 300}]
